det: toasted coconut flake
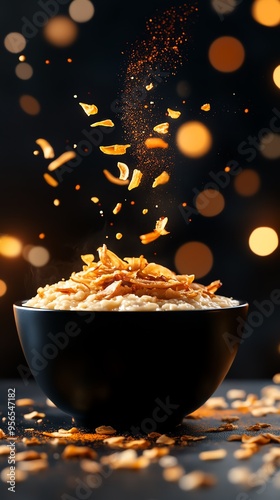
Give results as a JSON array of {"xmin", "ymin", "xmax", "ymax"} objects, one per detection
[
  {"xmin": 16, "ymin": 398, "xmax": 35, "ymax": 407},
  {"xmin": 24, "ymin": 411, "xmax": 46, "ymax": 420},
  {"xmin": 103, "ymin": 436, "xmax": 125, "ymax": 447},
  {"xmin": 179, "ymin": 470, "xmax": 217, "ymax": 490},
  {"xmin": 146, "ymin": 83, "xmax": 153, "ymax": 90},
  {"xmin": 81, "ymin": 254, "xmax": 95, "ymax": 266},
  {"xmin": 116, "ymin": 233, "xmax": 122, "ymax": 240},
  {"xmin": 139, "ymin": 230, "xmax": 161, "ymax": 244},
  {"xmin": 95, "ymin": 425, "xmax": 116, "ymax": 435},
  {"xmin": 35, "ymin": 138, "xmax": 55, "ymax": 158},
  {"xmin": 128, "ymin": 169, "xmax": 143, "ymax": 190},
  {"xmin": 152, "ymin": 171, "xmax": 170, "ymax": 187},
  {"xmin": 145, "ymin": 137, "xmax": 168, "ymax": 149},
  {"xmin": 91, "ymin": 196, "xmax": 99, "ymax": 203},
  {"xmin": 90, "ymin": 119, "xmax": 114, "ymax": 127},
  {"xmin": 62, "ymin": 445, "xmax": 97, "ymax": 459},
  {"xmin": 43, "ymin": 172, "xmax": 59, "ymax": 187},
  {"xmin": 167, "ymin": 108, "xmax": 181, "ymax": 119},
  {"xmin": 117, "ymin": 161, "xmax": 129, "ymax": 180},
  {"xmin": 201, "ymin": 103, "xmax": 211, "ymax": 111},
  {"xmin": 103, "ymin": 169, "xmax": 129, "ymax": 185},
  {"xmin": 113, "ymin": 202, "xmax": 122, "ymax": 214},
  {"xmin": 48, "ymin": 151, "xmax": 77, "ymax": 171},
  {"xmin": 79, "ymin": 102, "xmax": 98, "ymax": 116},
  {"xmin": 100, "ymin": 144, "xmax": 131, "ymax": 155},
  {"xmin": 156, "ymin": 435, "xmax": 175, "ymax": 445},
  {"xmin": 199, "ymin": 449, "xmax": 227, "ymax": 461},
  {"xmin": 153, "ymin": 122, "xmax": 169, "ymax": 134},
  {"xmin": 155, "ymin": 216, "xmax": 169, "ymax": 235}
]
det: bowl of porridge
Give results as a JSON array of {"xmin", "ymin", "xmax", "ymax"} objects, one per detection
[{"xmin": 13, "ymin": 244, "xmax": 248, "ymax": 433}]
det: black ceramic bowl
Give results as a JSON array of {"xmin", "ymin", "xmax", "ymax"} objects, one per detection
[{"xmin": 13, "ymin": 300, "xmax": 248, "ymax": 433}]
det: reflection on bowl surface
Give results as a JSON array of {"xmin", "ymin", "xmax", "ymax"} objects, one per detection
[{"xmin": 13, "ymin": 300, "xmax": 248, "ymax": 433}]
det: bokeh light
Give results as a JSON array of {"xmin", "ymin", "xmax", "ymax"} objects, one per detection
[
  {"xmin": 19, "ymin": 95, "xmax": 41, "ymax": 115},
  {"xmin": 4, "ymin": 32, "xmax": 26, "ymax": 53},
  {"xmin": 251, "ymin": 0, "xmax": 280, "ymax": 27},
  {"xmin": 176, "ymin": 121, "xmax": 212, "ymax": 158},
  {"xmin": 15, "ymin": 62, "xmax": 33, "ymax": 80},
  {"xmin": 233, "ymin": 169, "xmax": 261, "ymax": 196},
  {"xmin": 174, "ymin": 242, "xmax": 213, "ymax": 279},
  {"xmin": 273, "ymin": 65, "xmax": 280, "ymax": 89},
  {"xmin": 0, "ymin": 235, "xmax": 22, "ymax": 258},
  {"xmin": 69, "ymin": 0, "xmax": 95, "ymax": 23},
  {"xmin": 249, "ymin": 227, "xmax": 279, "ymax": 256},
  {"xmin": 260, "ymin": 132, "xmax": 280, "ymax": 159},
  {"xmin": 195, "ymin": 189, "xmax": 225, "ymax": 217},
  {"xmin": 43, "ymin": 15, "xmax": 79, "ymax": 47},
  {"xmin": 26, "ymin": 246, "xmax": 50, "ymax": 267},
  {"xmin": 208, "ymin": 36, "xmax": 245, "ymax": 72},
  {"xmin": 0, "ymin": 280, "xmax": 7, "ymax": 298}
]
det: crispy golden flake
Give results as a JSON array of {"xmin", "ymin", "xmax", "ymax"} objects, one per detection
[
  {"xmin": 48, "ymin": 151, "xmax": 77, "ymax": 171},
  {"xmin": 153, "ymin": 122, "xmax": 169, "ymax": 134},
  {"xmin": 146, "ymin": 83, "xmax": 153, "ymax": 91},
  {"xmin": 43, "ymin": 173, "xmax": 59, "ymax": 187},
  {"xmin": 91, "ymin": 197, "xmax": 99, "ymax": 203},
  {"xmin": 167, "ymin": 108, "xmax": 181, "ymax": 119},
  {"xmin": 152, "ymin": 171, "xmax": 170, "ymax": 187},
  {"xmin": 140, "ymin": 217, "xmax": 170, "ymax": 244},
  {"xmin": 100, "ymin": 144, "xmax": 131, "ymax": 155},
  {"xmin": 113, "ymin": 203, "xmax": 122, "ymax": 214},
  {"xmin": 103, "ymin": 169, "xmax": 129, "ymax": 186},
  {"xmin": 128, "ymin": 169, "xmax": 143, "ymax": 190},
  {"xmin": 201, "ymin": 103, "xmax": 211, "ymax": 111},
  {"xmin": 145, "ymin": 137, "xmax": 168, "ymax": 149},
  {"xmin": 117, "ymin": 162, "xmax": 129, "ymax": 180},
  {"xmin": 90, "ymin": 119, "xmax": 114, "ymax": 128},
  {"xmin": 35, "ymin": 138, "xmax": 55, "ymax": 159},
  {"xmin": 79, "ymin": 102, "xmax": 98, "ymax": 115}
]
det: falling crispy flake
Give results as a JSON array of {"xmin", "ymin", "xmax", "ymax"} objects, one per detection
[
  {"xmin": 24, "ymin": 410, "xmax": 46, "ymax": 420},
  {"xmin": 113, "ymin": 203, "xmax": 122, "ymax": 214},
  {"xmin": 43, "ymin": 173, "xmax": 59, "ymax": 187},
  {"xmin": 91, "ymin": 197, "xmax": 99, "ymax": 203},
  {"xmin": 79, "ymin": 102, "xmax": 98, "ymax": 115},
  {"xmin": 116, "ymin": 233, "xmax": 123, "ymax": 240},
  {"xmin": 201, "ymin": 103, "xmax": 211, "ymax": 112},
  {"xmin": 103, "ymin": 169, "xmax": 129, "ymax": 186},
  {"xmin": 90, "ymin": 119, "xmax": 114, "ymax": 128},
  {"xmin": 140, "ymin": 216, "xmax": 169, "ymax": 244},
  {"xmin": 128, "ymin": 169, "xmax": 143, "ymax": 190},
  {"xmin": 146, "ymin": 83, "xmax": 153, "ymax": 90},
  {"xmin": 153, "ymin": 122, "xmax": 169, "ymax": 134},
  {"xmin": 152, "ymin": 171, "xmax": 170, "ymax": 188},
  {"xmin": 100, "ymin": 144, "xmax": 131, "ymax": 155},
  {"xmin": 48, "ymin": 151, "xmax": 77, "ymax": 171},
  {"xmin": 145, "ymin": 137, "xmax": 168, "ymax": 149},
  {"xmin": 167, "ymin": 108, "xmax": 181, "ymax": 119},
  {"xmin": 117, "ymin": 162, "xmax": 129, "ymax": 180},
  {"xmin": 35, "ymin": 138, "xmax": 55, "ymax": 159}
]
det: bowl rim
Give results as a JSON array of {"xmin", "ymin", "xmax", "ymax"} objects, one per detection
[{"xmin": 13, "ymin": 299, "xmax": 249, "ymax": 312}]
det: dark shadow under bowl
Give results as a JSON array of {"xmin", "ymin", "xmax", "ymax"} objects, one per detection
[{"xmin": 13, "ymin": 300, "xmax": 248, "ymax": 433}]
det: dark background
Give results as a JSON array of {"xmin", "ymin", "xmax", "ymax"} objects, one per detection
[{"xmin": 0, "ymin": 0, "xmax": 279, "ymax": 379}]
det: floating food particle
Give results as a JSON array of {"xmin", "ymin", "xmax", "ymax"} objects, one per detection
[
  {"xmin": 113, "ymin": 203, "xmax": 122, "ymax": 214},
  {"xmin": 91, "ymin": 197, "xmax": 99, "ymax": 203},
  {"xmin": 43, "ymin": 173, "xmax": 59, "ymax": 187},
  {"xmin": 167, "ymin": 108, "xmax": 181, "ymax": 119},
  {"xmin": 100, "ymin": 144, "xmax": 131, "ymax": 155},
  {"xmin": 116, "ymin": 233, "xmax": 122, "ymax": 240},
  {"xmin": 199, "ymin": 449, "xmax": 227, "ymax": 461},
  {"xmin": 95, "ymin": 425, "xmax": 116, "ymax": 435},
  {"xmin": 35, "ymin": 138, "xmax": 55, "ymax": 158},
  {"xmin": 103, "ymin": 169, "xmax": 129, "ymax": 185},
  {"xmin": 145, "ymin": 137, "xmax": 168, "ymax": 149},
  {"xmin": 153, "ymin": 122, "xmax": 169, "ymax": 134},
  {"xmin": 140, "ymin": 217, "xmax": 169, "ymax": 244},
  {"xmin": 201, "ymin": 103, "xmax": 211, "ymax": 111},
  {"xmin": 79, "ymin": 102, "xmax": 98, "ymax": 115},
  {"xmin": 146, "ymin": 83, "xmax": 153, "ymax": 90},
  {"xmin": 48, "ymin": 151, "xmax": 77, "ymax": 171},
  {"xmin": 152, "ymin": 171, "xmax": 170, "ymax": 188},
  {"xmin": 16, "ymin": 398, "xmax": 35, "ymax": 407},
  {"xmin": 90, "ymin": 119, "xmax": 114, "ymax": 128},
  {"xmin": 142, "ymin": 208, "xmax": 148, "ymax": 214},
  {"xmin": 117, "ymin": 161, "xmax": 129, "ymax": 180},
  {"xmin": 128, "ymin": 169, "xmax": 143, "ymax": 190},
  {"xmin": 24, "ymin": 410, "xmax": 46, "ymax": 420}
]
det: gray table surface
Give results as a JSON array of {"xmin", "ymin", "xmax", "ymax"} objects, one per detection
[{"xmin": 0, "ymin": 378, "xmax": 279, "ymax": 500}]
